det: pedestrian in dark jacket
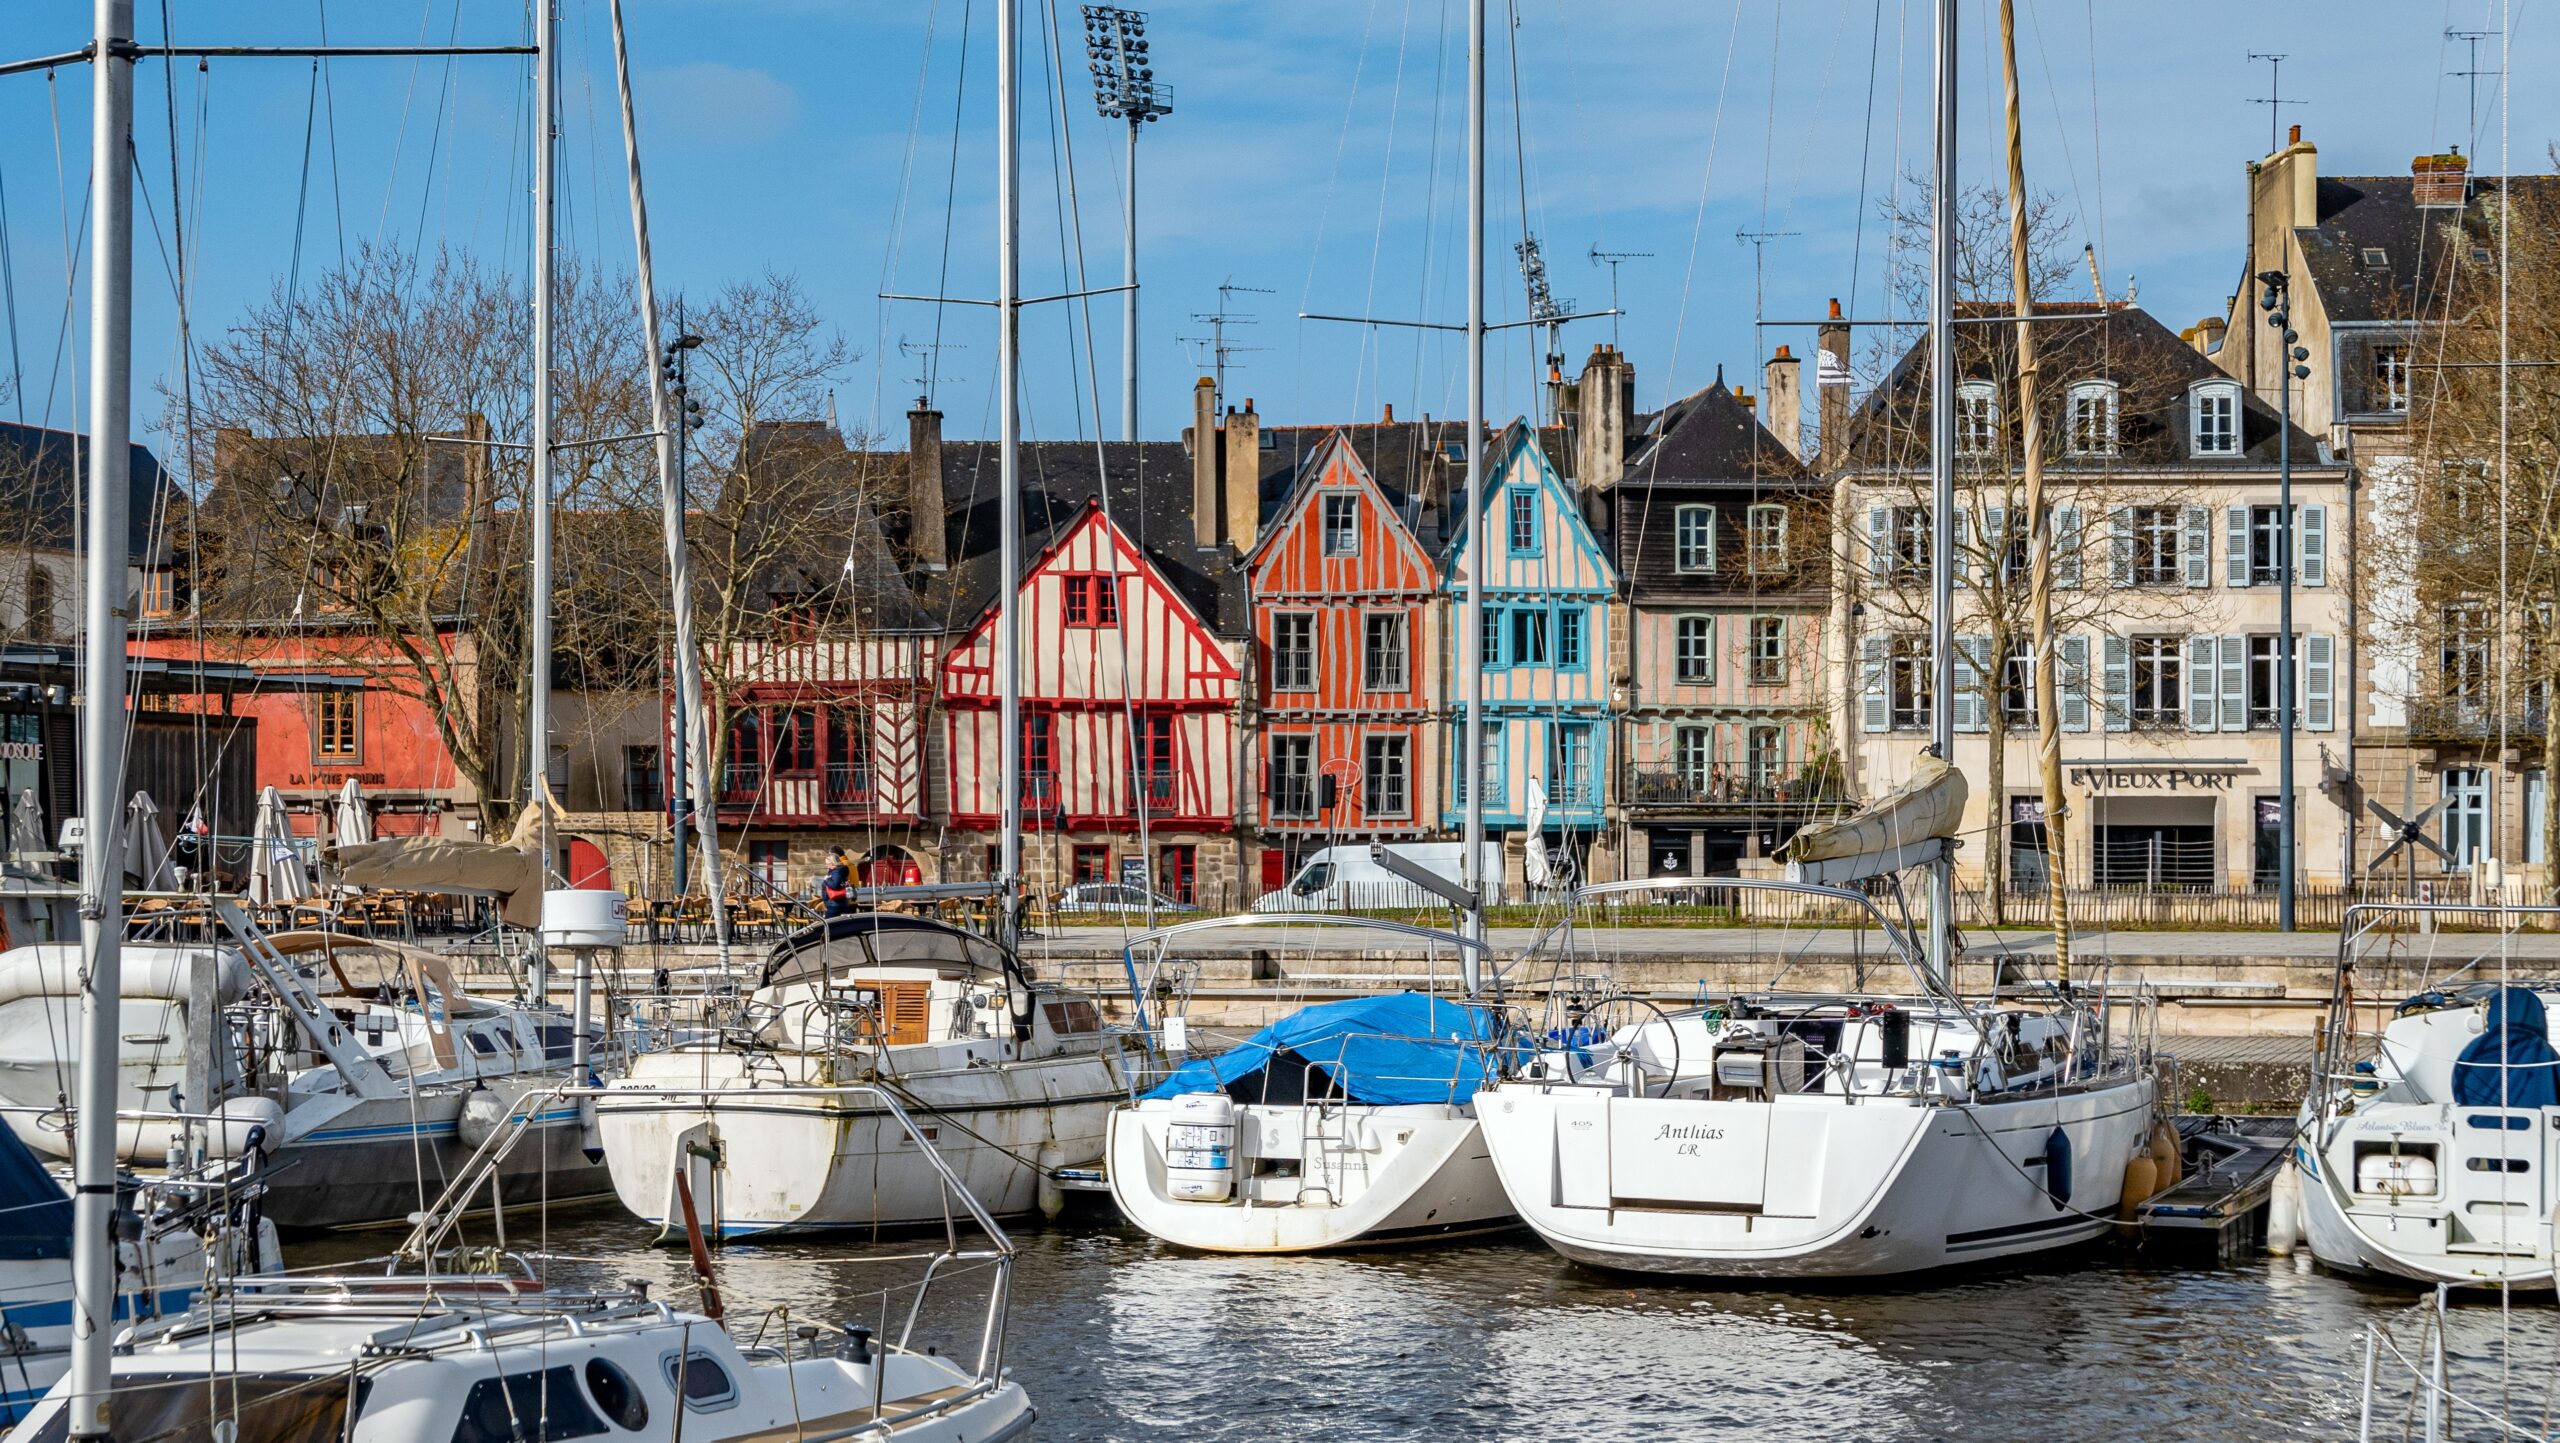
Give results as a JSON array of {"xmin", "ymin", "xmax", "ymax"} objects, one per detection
[{"xmin": 821, "ymin": 849, "xmax": 854, "ymax": 917}]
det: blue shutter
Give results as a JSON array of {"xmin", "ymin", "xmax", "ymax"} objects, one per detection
[
  {"xmin": 2060, "ymin": 635, "xmax": 2091, "ymax": 732},
  {"xmin": 2183, "ymin": 506, "xmax": 2210, "ymax": 588},
  {"xmin": 2055, "ymin": 506, "xmax": 2084, "ymax": 588},
  {"xmin": 2299, "ymin": 503, "xmax": 2327, "ymax": 586},
  {"xmin": 2219, "ymin": 634, "xmax": 2247, "ymax": 732},
  {"xmin": 1861, "ymin": 636, "xmax": 1888, "ymax": 733},
  {"xmin": 2102, "ymin": 635, "xmax": 2130, "ymax": 732},
  {"xmin": 2305, "ymin": 632, "xmax": 2335, "ymax": 731},
  {"xmin": 2108, "ymin": 507, "xmax": 2133, "ymax": 586},
  {"xmin": 2226, "ymin": 505, "xmax": 2250, "ymax": 586},
  {"xmin": 2186, "ymin": 634, "xmax": 2218, "ymax": 731},
  {"xmin": 1953, "ymin": 635, "xmax": 1985, "ymax": 733}
]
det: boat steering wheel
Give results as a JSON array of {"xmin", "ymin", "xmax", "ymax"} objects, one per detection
[{"xmin": 1559, "ymin": 995, "xmax": 1682, "ymax": 1097}]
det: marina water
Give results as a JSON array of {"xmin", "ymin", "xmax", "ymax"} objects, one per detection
[{"xmin": 302, "ymin": 1206, "xmax": 2555, "ymax": 1440}]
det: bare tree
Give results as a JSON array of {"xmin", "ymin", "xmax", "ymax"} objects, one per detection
[
  {"xmin": 1849, "ymin": 184, "xmax": 2220, "ymax": 918},
  {"xmin": 2402, "ymin": 182, "xmax": 2560, "ymax": 882},
  {"xmin": 175, "ymin": 243, "xmax": 657, "ymax": 834}
]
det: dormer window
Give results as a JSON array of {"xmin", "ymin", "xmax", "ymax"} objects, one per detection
[
  {"xmin": 2361, "ymin": 246, "xmax": 2389, "ymax": 269},
  {"xmin": 1955, "ymin": 381, "xmax": 1999, "ymax": 457},
  {"xmin": 2066, "ymin": 380, "xmax": 2119, "ymax": 457},
  {"xmin": 2189, "ymin": 381, "xmax": 2240, "ymax": 458}
]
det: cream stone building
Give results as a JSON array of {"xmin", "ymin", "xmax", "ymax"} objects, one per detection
[{"xmin": 1836, "ymin": 305, "xmax": 2353, "ymax": 893}]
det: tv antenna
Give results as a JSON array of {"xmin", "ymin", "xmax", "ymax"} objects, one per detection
[
  {"xmin": 2447, "ymin": 29, "xmax": 2498, "ymax": 155},
  {"xmin": 898, "ymin": 337, "xmax": 967, "ymax": 398},
  {"xmin": 2247, "ymin": 53, "xmax": 2305, "ymax": 155},
  {"xmin": 1515, "ymin": 236, "xmax": 1576, "ymax": 424},
  {"xmin": 1185, "ymin": 280, "xmax": 1272, "ymax": 411},
  {"xmin": 1588, "ymin": 247, "xmax": 1651, "ymax": 345}
]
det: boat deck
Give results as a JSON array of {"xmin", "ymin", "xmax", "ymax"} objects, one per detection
[{"xmin": 2130, "ymin": 1115, "xmax": 2295, "ymax": 1262}]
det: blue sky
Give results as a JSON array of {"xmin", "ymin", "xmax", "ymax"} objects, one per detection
[{"xmin": 0, "ymin": 1, "xmax": 2546, "ymax": 467}]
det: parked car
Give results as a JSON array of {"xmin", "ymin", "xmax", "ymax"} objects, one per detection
[{"xmin": 1050, "ymin": 882, "xmax": 1198, "ymax": 917}]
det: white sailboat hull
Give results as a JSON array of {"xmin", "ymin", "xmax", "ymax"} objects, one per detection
[
  {"xmin": 1107, "ymin": 1100, "xmax": 1512, "ymax": 1252},
  {"xmin": 0, "ymin": 1217, "xmax": 281, "ymax": 1425},
  {"xmin": 1477, "ymin": 1075, "xmax": 2155, "ymax": 1278},
  {"xmin": 600, "ymin": 1046, "xmax": 1131, "ymax": 1235},
  {"xmin": 2297, "ymin": 1100, "xmax": 2560, "ymax": 1290}
]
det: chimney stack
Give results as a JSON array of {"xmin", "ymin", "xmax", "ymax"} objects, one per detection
[
  {"xmin": 1816, "ymin": 298, "xmax": 1852, "ymax": 470},
  {"xmin": 1763, "ymin": 345, "xmax": 1802, "ymax": 461},
  {"xmin": 1223, "ymin": 399, "xmax": 1261, "ymax": 552},
  {"xmin": 907, "ymin": 398, "xmax": 947, "ymax": 570},
  {"xmin": 1187, "ymin": 376, "xmax": 1219, "ymax": 547},
  {"xmin": 1574, "ymin": 344, "xmax": 1634, "ymax": 490},
  {"xmin": 2413, "ymin": 148, "xmax": 2470, "ymax": 208}
]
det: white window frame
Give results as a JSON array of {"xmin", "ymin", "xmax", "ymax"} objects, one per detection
[
  {"xmin": 1271, "ymin": 611, "xmax": 1317, "ymax": 692},
  {"xmin": 1747, "ymin": 615, "xmax": 1785, "ymax": 685},
  {"xmin": 2374, "ymin": 344, "xmax": 2411, "ymax": 413},
  {"xmin": 1360, "ymin": 610, "xmax": 1409, "ymax": 693},
  {"xmin": 1746, "ymin": 503, "xmax": 1788, "ymax": 573},
  {"xmin": 1320, "ymin": 492, "xmax": 1362, "ymax": 556},
  {"xmin": 2190, "ymin": 382, "xmax": 2240, "ymax": 457},
  {"xmin": 2066, "ymin": 380, "xmax": 2120, "ymax": 458},
  {"xmin": 1674, "ymin": 503, "xmax": 1716, "ymax": 573},
  {"xmin": 1955, "ymin": 380, "xmax": 2000, "ymax": 457},
  {"xmin": 1673, "ymin": 614, "xmax": 1715, "ymax": 685}
]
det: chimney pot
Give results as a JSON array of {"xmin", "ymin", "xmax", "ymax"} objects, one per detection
[
  {"xmin": 2288, "ymin": 123, "xmax": 2301, "ymax": 145},
  {"xmin": 1827, "ymin": 297, "xmax": 1843, "ymax": 320}
]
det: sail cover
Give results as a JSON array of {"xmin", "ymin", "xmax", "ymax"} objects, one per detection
[
  {"xmin": 1778, "ymin": 751, "xmax": 1968, "ymax": 883},
  {"xmin": 323, "ymin": 791, "xmax": 552, "ymax": 927},
  {"xmin": 0, "ymin": 1120, "xmax": 70, "ymax": 1259},
  {"xmin": 1144, "ymin": 993, "xmax": 1496, "ymax": 1107}
]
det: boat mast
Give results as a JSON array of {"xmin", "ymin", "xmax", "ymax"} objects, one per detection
[
  {"xmin": 1924, "ymin": 0, "xmax": 1958, "ymax": 989},
  {"xmin": 1997, "ymin": 0, "xmax": 2072, "ymax": 989},
  {"xmin": 68, "ymin": 0, "xmax": 135, "ymax": 1434},
  {"xmin": 605, "ymin": 0, "xmax": 731, "ymax": 963},
  {"xmin": 1460, "ymin": 0, "xmax": 1487, "ymax": 980},
  {"xmin": 997, "ymin": 0, "xmax": 1024, "ymax": 947},
  {"xmin": 526, "ymin": 0, "xmax": 559, "ymax": 1002}
]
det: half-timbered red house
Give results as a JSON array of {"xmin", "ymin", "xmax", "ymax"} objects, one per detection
[
  {"xmin": 1244, "ymin": 430, "xmax": 1442, "ymax": 887},
  {"xmin": 932, "ymin": 416, "xmax": 1250, "ymax": 907}
]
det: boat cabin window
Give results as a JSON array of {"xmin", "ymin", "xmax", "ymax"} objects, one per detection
[
  {"xmin": 660, "ymin": 1350, "xmax": 738, "ymax": 1411},
  {"xmin": 1044, "ymin": 998, "xmax": 1101, "ymax": 1035},
  {"xmin": 16, "ymin": 1374, "xmax": 371, "ymax": 1443},
  {"xmin": 536, "ymin": 1024, "xmax": 578, "ymax": 1062},
  {"xmin": 582, "ymin": 1359, "xmax": 649, "ymax": 1431},
  {"xmin": 450, "ymin": 1365, "xmax": 608, "ymax": 1442},
  {"xmin": 467, "ymin": 1031, "xmax": 502, "ymax": 1056}
]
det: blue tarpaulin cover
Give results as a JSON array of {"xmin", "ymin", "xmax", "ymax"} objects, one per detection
[
  {"xmin": 2452, "ymin": 986, "xmax": 2560, "ymax": 1110},
  {"xmin": 0, "ymin": 1121, "xmax": 71, "ymax": 1260},
  {"xmin": 1145, "ymin": 992, "xmax": 1495, "ymax": 1106}
]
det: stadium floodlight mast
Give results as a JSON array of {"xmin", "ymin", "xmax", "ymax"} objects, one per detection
[{"xmin": 1084, "ymin": 5, "xmax": 1172, "ymax": 441}]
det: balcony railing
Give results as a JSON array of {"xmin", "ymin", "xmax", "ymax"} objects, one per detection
[
  {"xmin": 1132, "ymin": 767, "xmax": 1179, "ymax": 811},
  {"xmin": 1021, "ymin": 770, "xmax": 1059, "ymax": 810},
  {"xmin": 2404, "ymin": 698, "xmax": 2548, "ymax": 742},
  {"xmin": 1626, "ymin": 767, "xmax": 1838, "ymax": 809},
  {"xmin": 719, "ymin": 763, "xmax": 765, "ymax": 803},
  {"xmin": 823, "ymin": 762, "xmax": 876, "ymax": 807}
]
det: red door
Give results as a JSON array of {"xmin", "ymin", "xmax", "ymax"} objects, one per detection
[
  {"xmin": 564, "ymin": 837, "xmax": 613, "ymax": 890},
  {"xmin": 1260, "ymin": 849, "xmax": 1287, "ymax": 891}
]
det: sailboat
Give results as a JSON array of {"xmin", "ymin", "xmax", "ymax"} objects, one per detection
[
  {"xmin": 1471, "ymin": 0, "xmax": 2160, "ymax": 1279},
  {"xmin": 594, "ymin": 0, "xmax": 1147, "ymax": 1236}
]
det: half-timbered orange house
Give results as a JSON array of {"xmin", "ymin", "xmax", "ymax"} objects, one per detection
[{"xmin": 1244, "ymin": 430, "xmax": 1442, "ymax": 886}]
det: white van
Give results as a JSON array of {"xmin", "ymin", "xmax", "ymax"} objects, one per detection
[{"xmin": 1252, "ymin": 842, "xmax": 1506, "ymax": 913}]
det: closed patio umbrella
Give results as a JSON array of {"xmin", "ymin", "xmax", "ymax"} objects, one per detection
[
  {"xmin": 123, "ymin": 791, "xmax": 173, "ymax": 890},
  {"xmin": 1524, "ymin": 778, "xmax": 1552, "ymax": 891},
  {"xmin": 7, "ymin": 789, "xmax": 43, "ymax": 861},
  {"xmin": 249, "ymin": 786, "xmax": 311, "ymax": 906},
  {"xmin": 333, "ymin": 777, "xmax": 372, "ymax": 849}
]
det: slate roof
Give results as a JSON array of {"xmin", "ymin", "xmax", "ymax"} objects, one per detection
[
  {"xmin": 0, "ymin": 420, "xmax": 181, "ymax": 562},
  {"xmin": 1622, "ymin": 380, "xmax": 1809, "ymax": 484},
  {"xmin": 2292, "ymin": 173, "xmax": 2559, "ymax": 324},
  {"xmin": 1843, "ymin": 304, "xmax": 2330, "ymax": 468},
  {"xmin": 927, "ymin": 439, "xmax": 1249, "ymax": 639}
]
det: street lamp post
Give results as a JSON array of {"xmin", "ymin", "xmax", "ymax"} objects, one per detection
[
  {"xmin": 662, "ymin": 326, "xmax": 705, "ymax": 896},
  {"xmin": 2259, "ymin": 271, "xmax": 2313, "ymax": 931},
  {"xmin": 1083, "ymin": 5, "xmax": 1171, "ymax": 443}
]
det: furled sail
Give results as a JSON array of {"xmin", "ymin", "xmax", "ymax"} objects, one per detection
[
  {"xmin": 322, "ymin": 793, "xmax": 552, "ymax": 927},
  {"xmin": 1778, "ymin": 752, "xmax": 1967, "ymax": 885}
]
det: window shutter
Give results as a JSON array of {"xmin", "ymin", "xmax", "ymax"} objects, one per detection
[
  {"xmin": 2186, "ymin": 634, "xmax": 2218, "ymax": 731},
  {"xmin": 2183, "ymin": 506, "xmax": 2210, "ymax": 588},
  {"xmin": 2299, "ymin": 503, "xmax": 2327, "ymax": 586},
  {"xmin": 2108, "ymin": 508, "xmax": 2133, "ymax": 586},
  {"xmin": 2102, "ymin": 635, "xmax": 2130, "ymax": 732},
  {"xmin": 1867, "ymin": 506, "xmax": 1890, "ymax": 578},
  {"xmin": 1952, "ymin": 511, "xmax": 1971, "ymax": 584},
  {"xmin": 2225, "ymin": 505, "xmax": 2250, "ymax": 586},
  {"xmin": 2305, "ymin": 632, "xmax": 2335, "ymax": 732},
  {"xmin": 1953, "ymin": 635, "xmax": 1985, "ymax": 733},
  {"xmin": 2060, "ymin": 635, "xmax": 2091, "ymax": 732},
  {"xmin": 1772, "ymin": 507, "xmax": 1789, "ymax": 557},
  {"xmin": 2055, "ymin": 506, "xmax": 2084, "ymax": 588},
  {"xmin": 2218, "ymin": 634, "xmax": 2247, "ymax": 731},
  {"xmin": 1702, "ymin": 504, "xmax": 1720, "ymax": 572},
  {"xmin": 1861, "ymin": 636, "xmax": 1888, "ymax": 733},
  {"xmin": 1987, "ymin": 507, "xmax": 2008, "ymax": 580}
]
